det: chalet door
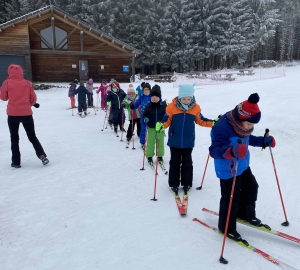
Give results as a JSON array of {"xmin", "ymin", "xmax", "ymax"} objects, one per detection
[
  {"xmin": 79, "ymin": 60, "xmax": 88, "ymax": 81},
  {"xmin": 0, "ymin": 55, "xmax": 26, "ymax": 85},
  {"xmin": 88, "ymin": 59, "xmax": 98, "ymax": 81}
]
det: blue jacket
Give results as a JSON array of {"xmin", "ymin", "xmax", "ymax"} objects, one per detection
[
  {"xmin": 75, "ymin": 86, "xmax": 92, "ymax": 103},
  {"xmin": 209, "ymin": 114, "xmax": 264, "ymax": 180},
  {"xmin": 132, "ymin": 94, "xmax": 151, "ymax": 115}
]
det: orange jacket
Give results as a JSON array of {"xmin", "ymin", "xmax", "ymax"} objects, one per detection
[{"xmin": 164, "ymin": 98, "xmax": 212, "ymax": 148}]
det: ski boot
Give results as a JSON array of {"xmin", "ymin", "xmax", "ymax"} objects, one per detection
[
  {"xmin": 39, "ymin": 155, "xmax": 49, "ymax": 165},
  {"xmin": 147, "ymin": 157, "xmax": 154, "ymax": 166},
  {"xmin": 11, "ymin": 163, "xmax": 21, "ymax": 168}
]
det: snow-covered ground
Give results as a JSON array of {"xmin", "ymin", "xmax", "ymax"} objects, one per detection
[{"xmin": 0, "ymin": 66, "xmax": 299, "ymax": 270}]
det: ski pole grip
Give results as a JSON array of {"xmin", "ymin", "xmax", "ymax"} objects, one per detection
[{"xmin": 265, "ymin": 128, "xmax": 270, "ymax": 138}]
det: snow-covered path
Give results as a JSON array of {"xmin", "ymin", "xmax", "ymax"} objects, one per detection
[{"xmin": 1, "ymin": 66, "xmax": 299, "ymax": 270}]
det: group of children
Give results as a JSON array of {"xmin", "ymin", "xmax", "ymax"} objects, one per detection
[{"xmin": 68, "ymin": 77, "xmax": 277, "ymax": 243}]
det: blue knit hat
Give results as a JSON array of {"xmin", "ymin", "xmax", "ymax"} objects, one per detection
[{"xmin": 178, "ymin": 84, "xmax": 195, "ymax": 99}]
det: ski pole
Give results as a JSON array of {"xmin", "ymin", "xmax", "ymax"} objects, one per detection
[
  {"xmin": 101, "ymin": 109, "xmax": 108, "ymax": 131},
  {"xmin": 131, "ymin": 110, "xmax": 135, "ymax": 150},
  {"xmin": 120, "ymin": 109, "xmax": 124, "ymax": 142},
  {"xmin": 72, "ymin": 106, "xmax": 74, "ymax": 116},
  {"xmin": 196, "ymin": 153, "xmax": 210, "ymax": 190},
  {"xmin": 264, "ymin": 128, "xmax": 289, "ymax": 226},
  {"xmin": 97, "ymin": 93, "xmax": 99, "ymax": 111},
  {"xmin": 151, "ymin": 129, "xmax": 161, "ymax": 201},
  {"xmin": 140, "ymin": 126, "xmax": 148, "ymax": 171},
  {"xmin": 219, "ymin": 139, "xmax": 241, "ymax": 265}
]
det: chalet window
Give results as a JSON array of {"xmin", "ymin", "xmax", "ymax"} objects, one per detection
[{"xmin": 40, "ymin": 26, "xmax": 68, "ymax": 49}]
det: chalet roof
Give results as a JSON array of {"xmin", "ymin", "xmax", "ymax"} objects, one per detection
[{"xmin": 0, "ymin": 5, "xmax": 141, "ymax": 55}]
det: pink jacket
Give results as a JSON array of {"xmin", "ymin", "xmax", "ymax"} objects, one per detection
[{"xmin": 0, "ymin": 64, "xmax": 36, "ymax": 116}]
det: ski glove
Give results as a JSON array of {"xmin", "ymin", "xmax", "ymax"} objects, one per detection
[
  {"xmin": 223, "ymin": 144, "xmax": 247, "ymax": 159},
  {"xmin": 121, "ymin": 102, "xmax": 126, "ymax": 108},
  {"xmin": 129, "ymin": 103, "xmax": 135, "ymax": 109},
  {"xmin": 144, "ymin": 117, "xmax": 149, "ymax": 124},
  {"xmin": 212, "ymin": 114, "xmax": 222, "ymax": 126},
  {"xmin": 156, "ymin": 122, "xmax": 164, "ymax": 131},
  {"xmin": 263, "ymin": 136, "xmax": 276, "ymax": 148},
  {"xmin": 161, "ymin": 113, "xmax": 169, "ymax": 123},
  {"xmin": 106, "ymin": 101, "xmax": 111, "ymax": 106},
  {"xmin": 33, "ymin": 103, "xmax": 40, "ymax": 108}
]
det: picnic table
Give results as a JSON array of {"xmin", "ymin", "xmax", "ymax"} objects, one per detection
[
  {"xmin": 211, "ymin": 73, "xmax": 235, "ymax": 81},
  {"xmin": 144, "ymin": 75, "xmax": 174, "ymax": 83},
  {"xmin": 237, "ymin": 70, "xmax": 255, "ymax": 76}
]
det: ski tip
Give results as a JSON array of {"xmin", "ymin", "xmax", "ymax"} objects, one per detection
[{"xmin": 196, "ymin": 186, "xmax": 202, "ymax": 190}]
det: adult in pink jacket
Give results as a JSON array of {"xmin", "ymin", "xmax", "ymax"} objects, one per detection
[
  {"xmin": 97, "ymin": 79, "xmax": 109, "ymax": 110},
  {"xmin": 0, "ymin": 64, "xmax": 49, "ymax": 168}
]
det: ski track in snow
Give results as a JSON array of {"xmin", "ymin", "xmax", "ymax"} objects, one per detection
[{"xmin": 1, "ymin": 67, "xmax": 300, "ymax": 270}]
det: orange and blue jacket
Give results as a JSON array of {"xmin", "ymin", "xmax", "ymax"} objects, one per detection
[{"xmin": 164, "ymin": 98, "xmax": 212, "ymax": 148}]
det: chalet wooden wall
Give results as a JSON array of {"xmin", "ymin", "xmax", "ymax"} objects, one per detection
[
  {"xmin": 0, "ymin": 22, "xmax": 32, "ymax": 81},
  {"xmin": 29, "ymin": 18, "xmax": 131, "ymax": 82},
  {"xmin": 31, "ymin": 54, "xmax": 130, "ymax": 82}
]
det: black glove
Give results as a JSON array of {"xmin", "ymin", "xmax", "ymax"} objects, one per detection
[{"xmin": 33, "ymin": 103, "xmax": 40, "ymax": 108}]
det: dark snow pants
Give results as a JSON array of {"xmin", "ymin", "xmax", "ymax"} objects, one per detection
[
  {"xmin": 126, "ymin": 118, "xmax": 141, "ymax": 140},
  {"xmin": 8, "ymin": 116, "xmax": 46, "ymax": 165},
  {"xmin": 218, "ymin": 167, "xmax": 259, "ymax": 234},
  {"xmin": 168, "ymin": 147, "xmax": 193, "ymax": 188},
  {"xmin": 78, "ymin": 102, "xmax": 87, "ymax": 113}
]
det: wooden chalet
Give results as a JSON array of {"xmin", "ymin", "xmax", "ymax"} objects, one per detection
[{"xmin": 0, "ymin": 5, "xmax": 140, "ymax": 85}]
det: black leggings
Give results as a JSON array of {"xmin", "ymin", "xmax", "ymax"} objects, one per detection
[{"xmin": 8, "ymin": 115, "xmax": 46, "ymax": 165}]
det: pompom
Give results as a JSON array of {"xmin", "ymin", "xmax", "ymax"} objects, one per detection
[{"xmin": 248, "ymin": 93, "xmax": 260, "ymax": 104}]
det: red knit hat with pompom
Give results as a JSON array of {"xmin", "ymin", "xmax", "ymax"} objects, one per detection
[{"xmin": 237, "ymin": 93, "xmax": 261, "ymax": 123}]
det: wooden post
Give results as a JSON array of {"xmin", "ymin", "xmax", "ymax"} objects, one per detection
[
  {"xmin": 80, "ymin": 30, "xmax": 83, "ymax": 52},
  {"xmin": 131, "ymin": 55, "xmax": 136, "ymax": 82},
  {"xmin": 51, "ymin": 17, "xmax": 56, "ymax": 50}
]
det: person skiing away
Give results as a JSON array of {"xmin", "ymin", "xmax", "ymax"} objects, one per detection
[
  {"xmin": 143, "ymin": 85, "xmax": 167, "ymax": 165},
  {"xmin": 122, "ymin": 84, "xmax": 141, "ymax": 143},
  {"xmin": 163, "ymin": 84, "xmax": 213, "ymax": 193},
  {"xmin": 97, "ymin": 79, "xmax": 109, "ymax": 110},
  {"xmin": 75, "ymin": 81, "xmax": 93, "ymax": 117},
  {"xmin": 68, "ymin": 79, "xmax": 78, "ymax": 108},
  {"xmin": 105, "ymin": 80, "xmax": 126, "ymax": 134},
  {"xmin": 209, "ymin": 93, "xmax": 276, "ymax": 241},
  {"xmin": 86, "ymin": 78, "xmax": 94, "ymax": 108},
  {"xmin": 130, "ymin": 82, "xmax": 151, "ymax": 149},
  {"xmin": 0, "ymin": 64, "xmax": 49, "ymax": 167}
]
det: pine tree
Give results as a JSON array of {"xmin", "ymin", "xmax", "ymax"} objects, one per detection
[
  {"xmin": 5, "ymin": 0, "xmax": 21, "ymax": 20},
  {"xmin": 19, "ymin": 0, "xmax": 47, "ymax": 15},
  {"xmin": 0, "ymin": 0, "xmax": 8, "ymax": 23}
]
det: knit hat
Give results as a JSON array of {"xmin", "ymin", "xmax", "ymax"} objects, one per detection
[
  {"xmin": 102, "ymin": 79, "xmax": 107, "ymax": 83},
  {"xmin": 150, "ymin": 84, "xmax": 161, "ymax": 98},
  {"xmin": 141, "ymin": 82, "xmax": 145, "ymax": 88},
  {"xmin": 236, "ymin": 93, "xmax": 261, "ymax": 123},
  {"xmin": 74, "ymin": 79, "xmax": 78, "ymax": 84},
  {"xmin": 79, "ymin": 81, "xmax": 84, "ymax": 86},
  {"xmin": 178, "ymin": 84, "xmax": 195, "ymax": 99},
  {"xmin": 127, "ymin": 84, "xmax": 135, "ymax": 93},
  {"xmin": 143, "ymin": 82, "xmax": 151, "ymax": 91},
  {"xmin": 88, "ymin": 78, "xmax": 93, "ymax": 84}
]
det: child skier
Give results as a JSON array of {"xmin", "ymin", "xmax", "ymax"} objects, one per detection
[
  {"xmin": 122, "ymin": 84, "xmax": 141, "ymax": 143},
  {"xmin": 105, "ymin": 80, "xmax": 126, "ymax": 134},
  {"xmin": 136, "ymin": 82, "xmax": 145, "ymax": 96},
  {"xmin": 68, "ymin": 79, "xmax": 78, "ymax": 108},
  {"xmin": 163, "ymin": 84, "xmax": 213, "ymax": 193},
  {"xmin": 130, "ymin": 83, "xmax": 151, "ymax": 148},
  {"xmin": 74, "ymin": 82, "xmax": 92, "ymax": 117},
  {"xmin": 143, "ymin": 85, "xmax": 167, "ymax": 165},
  {"xmin": 97, "ymin": 79, "xmax": 109, "ymax": 110},
  {"xmin": 86, "ymin": 78, "xmax": 94, "ymax": 108},
  {"xmin": 209, "ymin": 93, "xmax": 276, "ymax": 241}
]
